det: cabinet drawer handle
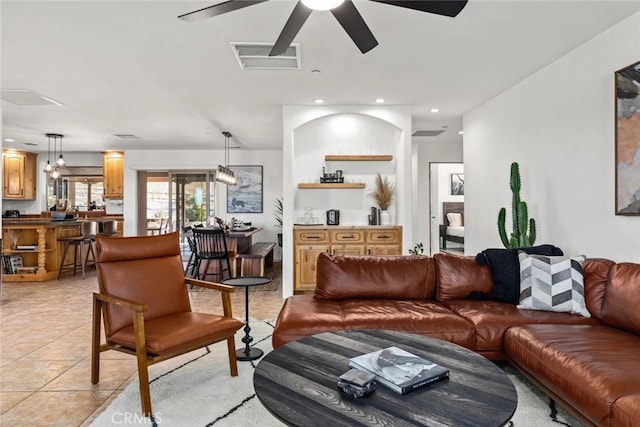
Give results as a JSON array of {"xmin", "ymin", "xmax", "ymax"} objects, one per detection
[
  {"xmin": 342, "ymin": 235, "xmax": 355, "ymax": 239},
  {"xmin": 378, "ymin": 235, "xmax": 390, "ymax": 239},
  {"xmin": 305, "ymin": 235, "xmax": 320, "ymax": 240}
]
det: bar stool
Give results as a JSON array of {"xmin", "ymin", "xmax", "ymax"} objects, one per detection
[
  {"xmin": 57, "ymin": 221, "xmax": 98, "ymax": 279},
  {"xmin": 100, "ymin": 220, "xmax": 118, "ymax": 237}
]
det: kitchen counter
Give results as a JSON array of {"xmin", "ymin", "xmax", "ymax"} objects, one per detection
[{"xmin": 2, "ymin": 217, "xmax": 124, "ymax": 281}]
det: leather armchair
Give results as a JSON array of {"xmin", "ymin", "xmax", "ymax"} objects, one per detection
[{"xmin": 90, "ymin": 232, "xmax": 244, "ymax": 416}]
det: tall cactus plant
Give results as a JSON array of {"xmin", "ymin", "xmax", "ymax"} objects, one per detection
[{"xmin": 497, "ymin": 162, "xmax": 537, "ymax": 248}]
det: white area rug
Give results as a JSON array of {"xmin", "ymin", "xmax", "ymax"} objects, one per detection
[{"xmin": 91, "ymin": 322, "xmax": 581, "ymax": 427}]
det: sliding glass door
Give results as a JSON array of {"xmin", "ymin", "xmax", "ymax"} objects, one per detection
[{"xmin": 169, "ymin": 171, "xmax": 217, "ymax": 233}]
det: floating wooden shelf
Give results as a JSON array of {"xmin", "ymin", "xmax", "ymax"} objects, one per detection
[
  {"xmin": 298, "ymin": 183, "xmax": 366, "ymax": 189},
  {"xmin": 324, "ymin": 155, "xmax": 393, "ymax": 161}
]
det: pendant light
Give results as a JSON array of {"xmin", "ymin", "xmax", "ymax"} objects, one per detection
[
  {"xmin": 44, "ymin": 134, "xmax": 53, "ymax": 172},
  {"xmin": 56, "ymin": 134, "xmax": 65, "ymax": 166},
  {"xmin": 216, "ymin": 131, "xmax": 237, "ymax": 185},
  {"xmin": 44, "ymin": 133, "xmax": 65, "ymax": 178}
]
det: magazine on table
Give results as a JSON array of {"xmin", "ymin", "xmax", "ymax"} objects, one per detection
[{"xmin": 348, "ymin": 346, "xmax": 449, "ymax": 395}]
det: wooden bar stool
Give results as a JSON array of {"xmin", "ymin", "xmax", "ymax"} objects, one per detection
[{"xmin": 57, "ymin": 221, "xmax": 98, "ymax": 279}]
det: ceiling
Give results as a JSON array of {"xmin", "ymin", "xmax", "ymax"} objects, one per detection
[{"xmin": 2, "ymin": 0, "xmax": 639, "ymax": 153}]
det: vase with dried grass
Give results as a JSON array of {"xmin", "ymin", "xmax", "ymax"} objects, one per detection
[{"xmin": 371, "ymin": 173, "xmax": 395, "ymax": 225}]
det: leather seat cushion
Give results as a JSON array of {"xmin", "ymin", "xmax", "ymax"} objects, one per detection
[
  {"xmin": 505, "ymin": 324, "xmax": 640, "ymax": 426},
  {"xmin": 272, "ymin": 295, "xmax": 475, "ymax": 349},
  {"xmin": 340, "ymin": 299, "xmax": 475, "ymax": 349},
  {"xmin": 273, "ymin": 295, "xmax": 346, "ymax": 348},
  {"xmin": 108, "ymin": 312, "xmax": 244, "ymax": 355},
  {"xmin": 613, "ymin": 394, "xmax": 640, "ymax": 427},
  {"xmin": 444, "ymin": 300, "xmax": 598, "ymax": 351}
]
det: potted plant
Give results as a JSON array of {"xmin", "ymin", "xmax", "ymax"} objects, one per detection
[
  {"xmin": 371, "ymin": 173, "xmax": 395, "ymax": 225},
  {"xmin": 274, "ymin": 198, "xmax": 283, "ymax": 247},
  {"xmin": 497, "ymin": 162, "xmax": 536, "ymax": 248}
]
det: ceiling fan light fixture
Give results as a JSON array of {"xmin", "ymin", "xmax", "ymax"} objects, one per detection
[{"xmin": 301, "ymin": 0, "xmax": 344, "ymax": 11}]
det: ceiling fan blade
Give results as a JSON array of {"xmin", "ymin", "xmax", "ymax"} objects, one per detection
[
  {"xmin": 369, "ymin": 0, "xmax": 468, "ymax": 17},
  {"xmin": 331, "ymin": 1, "xmax": 378, "ymax": 54},
  {"xmin": 178, "ymin": 0, "xmax": 268, "ymax": 22},
  {"xmin": 269, "ymin": 1, "xmax": 312, "ymax": 57}
]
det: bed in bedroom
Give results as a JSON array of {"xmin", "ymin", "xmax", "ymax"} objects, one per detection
[{"xmin": 440, "ymin": 202, "xmax": 464, "ymax": 249}]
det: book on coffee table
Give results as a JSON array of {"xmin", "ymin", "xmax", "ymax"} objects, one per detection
[{"xmin": 348, "ymin": 346, "xmax": 449, "ymax": 395}]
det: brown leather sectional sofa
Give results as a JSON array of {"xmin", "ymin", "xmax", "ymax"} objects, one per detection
[{"xmin": 272, "ymin": 252, "xmax": 640, "ymax": 427}]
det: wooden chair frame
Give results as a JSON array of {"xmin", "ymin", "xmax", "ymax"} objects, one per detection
[{"xmin": 91, "ymin": 277, "xmax": 239, "ymax": 416}]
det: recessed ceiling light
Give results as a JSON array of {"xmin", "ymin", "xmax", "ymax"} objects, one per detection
[
  {"xmin": 375, "ymin": 98, "xmax": 384, "ymax": 103},
  {"xmin": 311, "ymin": 69, "xmax": 321, "ymax": 75},
  {"xmin": 458, "ymin": 131, "xmax": 464, "ymax": 135},
  {"xmin": 4, "ymin": 138, "xmax": 14, "ymax": 142},
  {"xmin": 430, "ymin": 108, "xmax": 440, "ymax": 113},
  {"xmin": 314, "ymin": 99, "xmax": 324, "ymax": 104}
]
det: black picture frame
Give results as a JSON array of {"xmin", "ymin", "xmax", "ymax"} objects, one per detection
[
  {"xmin": 615, "ymin": 60, "xmax": 640, "ymax": 215},
  {"xmin": 451, "ymin": 173, "xmax": 464, "ymax": 196},
  {"xmin": 226, "ymin": 165, "xmax": 264, "ymax": 213}
]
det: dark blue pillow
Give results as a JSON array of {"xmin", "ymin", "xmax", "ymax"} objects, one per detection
[{"xmin": 470, "ymin": 244, "xmax": 564, "ymax": 303}]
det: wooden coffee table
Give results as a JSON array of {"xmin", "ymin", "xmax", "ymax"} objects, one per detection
[{"xmin": 254, "ymin": 330, "xmax": 517, "ymax": 426}]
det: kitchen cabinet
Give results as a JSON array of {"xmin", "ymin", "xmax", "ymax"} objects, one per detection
[
  {"xmin": 293, "ymin": 225, "xmax": 402, "ymax": 293},
  {"xmin": 102, "ymin": 151, "xmax": 124, "ymax": 198},
  {"xmin": 2, "ymin": 150, "xmax": 36, "ymax": 200}
]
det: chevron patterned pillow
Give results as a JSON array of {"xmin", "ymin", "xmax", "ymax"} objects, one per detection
[{"xmin": 517, "ymin": 252, "xmax": 591, "ymax": 318}]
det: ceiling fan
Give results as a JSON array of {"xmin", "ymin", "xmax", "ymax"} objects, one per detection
[{"xmin": 178, "ymin": 0, "xmax": 468, "ymax": 56}]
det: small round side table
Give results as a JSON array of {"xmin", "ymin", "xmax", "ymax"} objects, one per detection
[{"xmin": 222, "ymin": 275, "xmax": 272, "ymax": 361}]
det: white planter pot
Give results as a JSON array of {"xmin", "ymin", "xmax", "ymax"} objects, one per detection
[{"xmin": 380, "ymin": 210, "xmax": 391, "ymax": 225}]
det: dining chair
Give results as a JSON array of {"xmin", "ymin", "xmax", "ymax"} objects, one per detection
[
  {"xmin": 181, "ymin": 226, "xmax": 197, "ymax": 277},
  {"xmin": 191, "ymin": 228, "xmax": 233, "ymax": 281},
  {"xmin": 91, "ymin": 232, "xmax": 243, "ymax": 416}
]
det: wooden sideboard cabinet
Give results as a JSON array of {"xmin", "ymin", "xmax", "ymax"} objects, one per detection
[
  {"xmin": 2, "ymin": 150, "xmax": 37, "ymax": 200},
  {"xmin": 102, "ymin": 151, "xmax": 124, "ymax": 199},
  {"xmin": 293, "ymin": 225, "xmax": 402, "ymax": 293}
]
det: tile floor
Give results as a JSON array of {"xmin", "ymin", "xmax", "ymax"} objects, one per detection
[{"xmin": 0, "ymin": 265, "xmax": 285, "ymax": 426}]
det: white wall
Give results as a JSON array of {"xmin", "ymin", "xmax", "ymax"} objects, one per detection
[
  {"xmin": 464, "ymin": 12, "xmax": 640, "ymax": 262},
  {"xmin": 124, "ymin": 149, "xmax": 284, "ymax": 260}
]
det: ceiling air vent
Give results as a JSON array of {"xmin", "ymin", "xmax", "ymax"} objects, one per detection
[
  {"xmin": 230, "ymin": 43, "xmax": 301, "ymax": 70},
  {"xmin": 412, "ymin": 130, "xmax": 446, "ymax": 137},
  {"xmin": 113, "ymin": 134, "xmax": 140, "ymax": 139},
  {"xmin": 1, "ymin": 89, "xmax": 64, "ymax": 106}
]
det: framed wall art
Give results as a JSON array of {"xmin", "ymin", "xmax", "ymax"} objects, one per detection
[
  {"xmin": 451, "ymin": 173, "xmax": 464, "ymax": 196},
  {"xmin": 227, "ymin": 165, "xmax": 264, "ymax": 213},
  {"xmin": 615, "ymin": 60, "xmax": 640, "ymax": 215}
]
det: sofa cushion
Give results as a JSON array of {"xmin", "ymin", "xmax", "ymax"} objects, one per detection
[
  {"xmin": 314, "ymin": 253, "xmax": 436, "ymax": 300},
  {"xmin": 271, "ymin": 294, "xmax": 476, "ymax": 350},
  {"xmin": 434, "ymin": 252, "xmax": 493, "ymax": 301},
  {"xmin": 582, "ymin": 258, "xmax": 616, "ymax": 319},
  {"xmin": 472, "ymin": 244, "xmax": 564, "ymax": 303},
  {"xmin": 505, "ymin": 324, "xmax": 640, "ymax": 427},
  {"xmin": 340, "ymin": 299, "xmax": 475, "ymax": 349},
  {"xmin": 443, "ymin": 300, "xmax": 598, "ymax": 352},
  {"xmin": 612, "ymin": 394, "xmax": 640, "ymax": 427},
  {"xmin": 272, "ymin": 295, "xmax": 346, "ymax": 348},
  {"xmin": 601, "ymin": 262, "xmax": 640, "ymax": 335},
  {"xmin": 517, "ymin": 252, "xmax": 590, "ymax": 317}
]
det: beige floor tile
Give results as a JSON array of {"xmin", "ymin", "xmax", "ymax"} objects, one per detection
[
  {"xmin": 0, "ymin": 390, "xmax": 114, "ymax": 427},
  {"xmin": 0, "ymin": 391, "xmax": 32, "ymax": 414},
  {"xmin": 42, "ymin": 359, "xmax": 137, "ymax": 391},
  {"xmin": 0, "ymin": 359, "xmax": 78, "ymax": 391}
]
